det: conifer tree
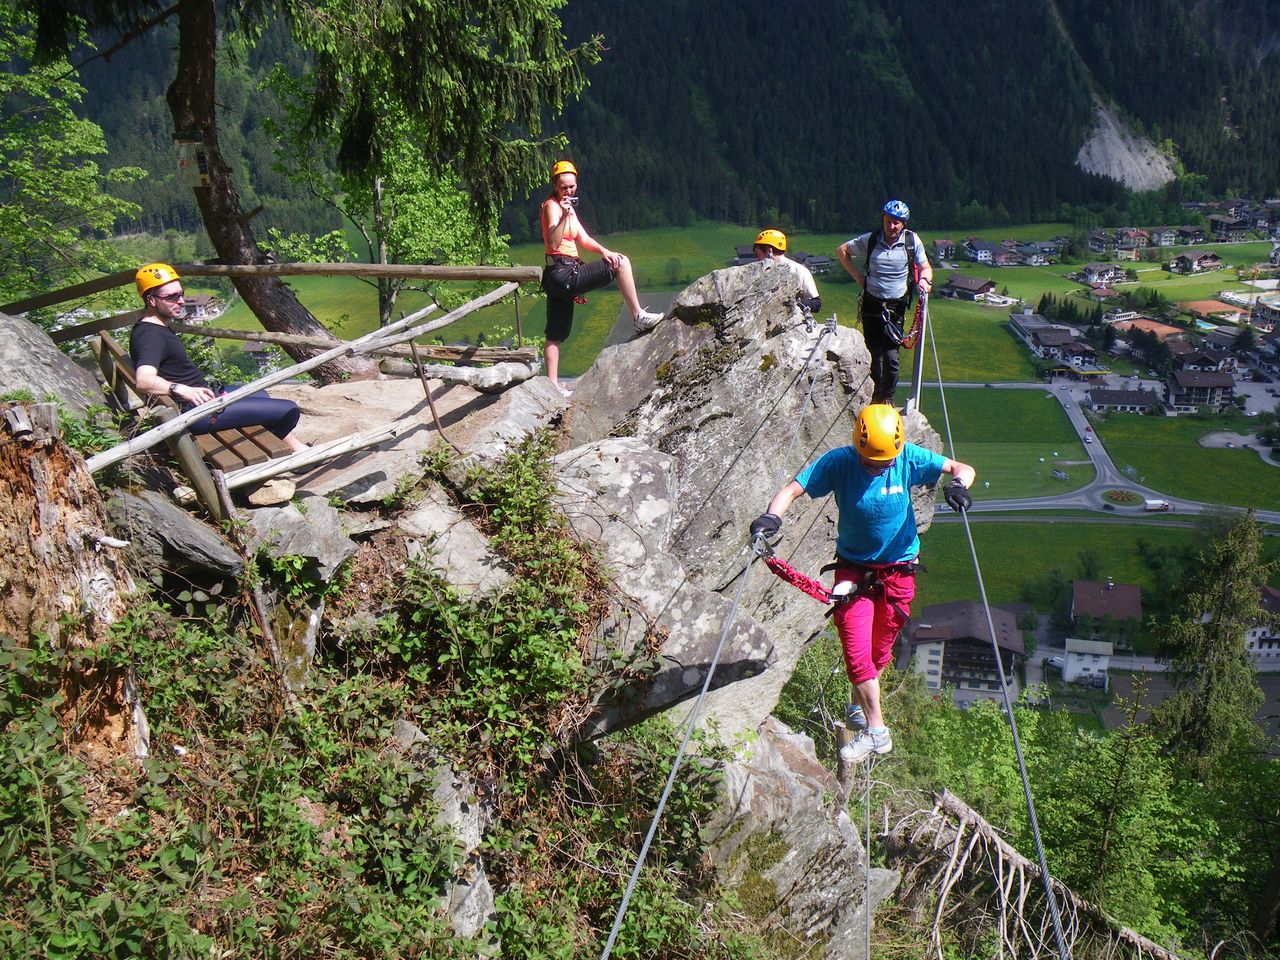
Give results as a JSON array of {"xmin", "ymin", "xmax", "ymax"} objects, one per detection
[{"xmin": 1153, "ymin": 511, "xmax": 1273, "ymax": 770}]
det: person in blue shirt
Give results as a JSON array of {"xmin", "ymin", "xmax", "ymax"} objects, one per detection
[
  {"xmin": 836, "ymin": 199, "xmax": 933, "ymax": 406},
  {"xmin": 750, "ymin": 404, "xmax": 975, "ymax": 764}
]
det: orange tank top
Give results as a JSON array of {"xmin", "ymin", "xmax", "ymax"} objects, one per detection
[{"xmin": 542, "ymin": 197, "xmax": 580, "ymax": 258}]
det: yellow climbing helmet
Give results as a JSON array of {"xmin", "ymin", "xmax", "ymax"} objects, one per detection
[
  {"xmin": 550, "ymin": 160, "xmax": 578, "ymax": 179},
  {"xmin": 854, "ymin": 404, "xmax": 904, "ymax": 463},
  {"xmin": 136, "ymin": 262, "xmax": 181, "ymax": 296},
  {"xmin": 754, "ymin": 228, "xmax": 787, "ymax": 252}
]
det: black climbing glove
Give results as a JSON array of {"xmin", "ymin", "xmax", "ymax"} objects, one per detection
[
  {"xmin": 750, "ymin": 512, "xmax": 782, "ymax": 540},
  {"xmin": 803, "ymin": 295, "xmax": 822, "ymax": 314},
  {"xmin": 944, "ymin": 479, "xmax": 972, "ymax": 513}
]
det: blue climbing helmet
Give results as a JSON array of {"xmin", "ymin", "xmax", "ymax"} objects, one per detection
[{"xmin": 882, "ymin": 198, "xmax": 911, "ymax": 221}]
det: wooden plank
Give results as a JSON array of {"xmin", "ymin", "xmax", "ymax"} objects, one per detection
[
  {"xmin": 0, "ymin": 269, "xmax": 137, "ymax": 315},
  {"xmin": 175, "ymin": 262, "xmax": 542, "ymax": 283},
  {"xmin": 235, "ymin": 424, "xmax": 291, "ymax": 459},
  {"xmin": 51, "ymin": 310, "xmax": 143, "ymax": 344}
]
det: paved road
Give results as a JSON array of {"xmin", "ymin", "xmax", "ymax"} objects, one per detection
[{"xmin": 917, "ymin": 379, "xmax": 1280, "ymax": 525}]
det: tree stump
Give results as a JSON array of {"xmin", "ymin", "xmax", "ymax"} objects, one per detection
[{"xmin": 0, "ymin": 403, "xmax": 145, "ymax": 760}]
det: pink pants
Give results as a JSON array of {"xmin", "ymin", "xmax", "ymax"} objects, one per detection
[{"xmin": 832, "ymin": 565, "xmax": 916, "ymax": 685}]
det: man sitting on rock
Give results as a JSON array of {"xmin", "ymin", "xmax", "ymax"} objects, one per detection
[{"xmin": 130, "ymin": 262, "xmax": 309, "ymax": 453}]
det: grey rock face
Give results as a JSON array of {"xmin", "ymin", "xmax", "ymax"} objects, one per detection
[
  {"xmin": 446, "ymin": 377, "xmax": 567, "ymax": 490},
  {"xmin": 244, "ymin": 495, "xmax": 357, "ymax": 585},
  {"xmin": 708, "ymin": 718, "xmax": 900, "ymax": 960},
  {"xmin": 566, "ymin": 259, "xmax": 943, "ymax": 739},
  {"xmin": 398, "ymin": 486, "xmax": 511, "ymax": 597},
  {"xmin": 553, "ymin": 439, "xmax": 773, "ymax": 736},
  {"xmin": 106, "ymin": 489, "xmax": 244, "ymax": 577},
  {"xmin": 391, "ymin": 719, "xmax": 496, "ymax": 949},
  {"xmin": 0, "ymin": 312, "xmax": 104, "ymax": 414}
]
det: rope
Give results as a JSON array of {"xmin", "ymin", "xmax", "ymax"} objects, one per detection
[
  {"xmin": 598, "ymin": 316, "xmax": 834, "ymax": 960},
  {"xmin": 924, "ymin": 318, "xmax": 1073, "ymax": 960}
]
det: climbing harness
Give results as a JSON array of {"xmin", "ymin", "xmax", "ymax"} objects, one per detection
[{"xmin": 598, "ymin": 312, "xmax": 838, "ymax": 960}]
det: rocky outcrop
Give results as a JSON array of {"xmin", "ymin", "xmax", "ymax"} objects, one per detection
[
  {"xmin": 1076, "ymin": 104, "xmax": 1175, "ymax": 192},
  {"xmin": 565, "ymin": 259, "xmax": 943, "ymax": 739},
  {"xmin": 709, "ymin": 718, "xmax": 900, "ymax": 960},
  {"xmin": 0, "ymin": 311, "xmax": 104, "ymax": 413},
  {"xmin": 553, "ymin": 438, "xmax": 773, "ymax": 736}
]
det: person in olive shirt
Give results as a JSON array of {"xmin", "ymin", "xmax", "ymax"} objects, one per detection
[{"xmin": 130, "ymin": 263, "xmax": 308, "ymax": 452}]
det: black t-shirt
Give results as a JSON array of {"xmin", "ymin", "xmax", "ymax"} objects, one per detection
[{"xmin": 129, "ymin": 321, "xmax": 207, "ymax": 389}]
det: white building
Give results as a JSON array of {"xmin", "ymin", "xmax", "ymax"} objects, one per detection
[{"xmin": 1064, "ymin": 637, "xmax": 1112, "ymax": 688}]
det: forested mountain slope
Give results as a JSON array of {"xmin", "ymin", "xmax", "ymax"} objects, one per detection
[
  {"xmin": 510, "ymin": 0, "xmax": 1280, "ymax": 235},
  {"xmin": 74, "ymin": 0, "xmax": 1280, "ymax": 239}
]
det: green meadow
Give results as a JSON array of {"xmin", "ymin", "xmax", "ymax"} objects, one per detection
[
  {"xmin": 913, "ymin": 519, "xmax": 1280, "ymax": 612},
  {"xmin": 915, "ymin": 387, "xmax": 1092, "ymax": 498},
  {"xmin": 1093, "ymin": 411, "xmax": 1280, "ymax": 511}
]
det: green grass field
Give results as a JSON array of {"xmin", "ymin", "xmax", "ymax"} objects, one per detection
[
  {"xmin": 1093, "ymin": 411, "xmax": 1280, "ymax": 511},
  {"xmin": 914, "ymin": 387, "xmax": 1093, "ymax": 497},
  {"xmin": 913, "ymin": 520, "xmax": 1280, "ymax": 612}
]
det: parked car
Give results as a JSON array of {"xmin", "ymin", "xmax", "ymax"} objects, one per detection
[{"xmin": 1045, "ymin": 656, "xmax": 1065, "ymax": 669}]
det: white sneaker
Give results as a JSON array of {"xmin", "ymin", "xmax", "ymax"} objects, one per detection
[
  {"xmin": 633, "ymin": 308, "xmax": 664, "ymax": 331},
  {"xmin": 839, "ymin": 727, "xmax": 892, "ymax": 763}
]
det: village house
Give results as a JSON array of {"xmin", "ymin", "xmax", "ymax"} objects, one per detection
[
  {"xmin": 240, "ymin": 340, "xmax": 273, "ymax": 373},
  {"xmin": 1208, "ymin": 215, "xmax": 1250, "ymax": 242},
  {"xmin": 1148, "ymin": 227, "xmax": 1179, "ymax": 247},
  {"xmin": 1087, "ymin": 230, "xmax": 1114, "ymax": 254},
  {"xmin": 1063, "ymin": 638, "xmax": 1112, "ymax": 689},
  {"xmin": 906, "ymin": 600, "xmax": 1024, "ymax": 701},
  {"xmin": 1254, "ymin": 290, "xmax": 1280, "ymax": 328},
  {"xmin": 1071, "ymin": 578, "xmax": 1142, "ymax": 638},
  {"xmin": 1087, "ymin": 285, "xmax": 1120, "ymax": 301},
  {"xmin": 1245, "ymin": 586, "xmax": 1280, "ymax": 668},
  {"xmin": 1101, "ymin": 308, "xmax": 1140, "ymax": 324},
  {"xmin": 1087, "ymin": 387, "xmax": 1161, "ymax": 413},
  {"xmin": 1270, "ymin": 242, "xmax": 1280, "ymax": 267},
  {"xmin": 791, "ymin": 250, "xmax": 834, "ymax": 274},
  {"xmin": 1172, "ymin": 251, "xmax": 1223, "ymax": 274},
  {"xmin": 1116, "ymin": 227, "xmax": 1150, "ymax": 248},
  {"xmin": 938, "ymin": 274, "xmax": 997, "ymax": 301},
  {"xmin": 732, "ymin": 244, "xmax": 756, "ymax": 266},
  {"xmin": 182, "ymin": 295, "xmax": 218, "ymax": 321},
  {"xmin": 1176, "ymin": 225, "xmax": 1206, "ymax": 244},
  {"xmin": 1081, "ymin": 262, "xmax": 1126, "ymax": 286},
  {"xmin": 933, "ymin": 238, "xmax": 956, "ymax": 261},
  {"xmin": 1016, "ymin": 242, "xmax": 1050, "ymax": 266},
  {"xmin": 1175, "ymin": 348, "xmax": 1230, "ymax": 372},
  {"xmin": 963, "ymin": 238, "xmax": 999, "ymax": 263},
  {"xmin": 1164, "ymin": 369, "xmax": 1236, "ymax": 412}
]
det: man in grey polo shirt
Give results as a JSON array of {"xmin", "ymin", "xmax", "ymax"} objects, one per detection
[{"xmin": 836, "ymin": 199, "xmax": 933, "ymax": 406}]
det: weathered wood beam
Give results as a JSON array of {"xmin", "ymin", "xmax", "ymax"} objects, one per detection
[
  {"xmin": 166, "ymin": 321, "xmax": 536, "ymax": 364},
  {"xmin": 51, "ymin": 310, "xmax": 144, "ymax": 344},
  {"xmin": 1, "ymin": 262, "xmax": 541, "ymax": 315}
]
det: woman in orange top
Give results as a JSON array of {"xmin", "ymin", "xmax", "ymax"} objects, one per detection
[{"xmin": 541, "ymin": 160, "xmax": 664, "ymax": 396}]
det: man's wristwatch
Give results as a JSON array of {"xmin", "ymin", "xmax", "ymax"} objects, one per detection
[{"xmin": 168, "ymin": 383, "xmax": 181, "ymax": 399}]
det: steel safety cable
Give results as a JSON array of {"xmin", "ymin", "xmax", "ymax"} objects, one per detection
[
  {"xmin": 925, "ymin": 319, "xmax": 1072, "ymax": 960},
  {"xmin": 599, "ymin": 315, "xmax": 836, "ymax": 960}
]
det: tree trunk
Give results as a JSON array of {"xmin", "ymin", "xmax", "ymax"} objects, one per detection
[{"xmin": 165, "ymin": 0, "xmax": 378, "ymax": 383}]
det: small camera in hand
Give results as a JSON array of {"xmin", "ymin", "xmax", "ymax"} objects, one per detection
[{"xmin": 564, "ymin": 195, "xmax": 579, "ymax": 207}]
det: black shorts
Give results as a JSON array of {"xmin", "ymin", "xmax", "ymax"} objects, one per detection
[{"xmin": 541, "ymin": 258, "xmax": 617, "ymax": 342}]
